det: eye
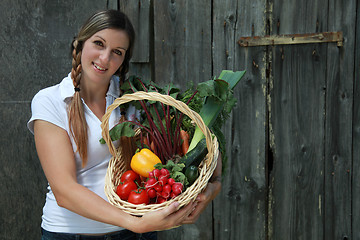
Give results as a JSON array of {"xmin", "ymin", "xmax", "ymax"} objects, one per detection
[
  {"xmin": 113, "ymin": 49, "xmax": 124, "ymax": 56},
  {"xmin": 93, "ymin": 40, "xmax": 104, "ymax": 47}
]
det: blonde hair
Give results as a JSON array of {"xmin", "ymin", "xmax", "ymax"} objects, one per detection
[{"xmin": 68, "ymin": 10, "xmax": 135, "ymax": 167}]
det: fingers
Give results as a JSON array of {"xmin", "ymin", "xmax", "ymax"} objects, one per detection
[{"xmin": 161, "ymin": 201, "xmax": 180, "ymax": 217}]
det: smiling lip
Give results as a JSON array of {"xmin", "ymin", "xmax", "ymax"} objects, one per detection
[{"xmin": 93, "ymin": 62, "xmax": 107, "ymax": 71}]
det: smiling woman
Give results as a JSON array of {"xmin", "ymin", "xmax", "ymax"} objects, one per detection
[{"xmin": 27, "ymin": 9, "xmax": 199, "ymax": 240}]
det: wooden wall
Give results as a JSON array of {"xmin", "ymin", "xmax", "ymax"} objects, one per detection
[{"xmin": 1, "ymin": 0, "xmax": 359, "ymax": 239}]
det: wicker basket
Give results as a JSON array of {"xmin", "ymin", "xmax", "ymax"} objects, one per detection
[{"xmin": 101, "ymin": 91, "xmax": 219, "ymax": 216}]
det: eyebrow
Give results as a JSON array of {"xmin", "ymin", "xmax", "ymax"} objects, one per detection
[{"xmin": 95, "ymin": 35, "xmax": 128, "ymax": 51}]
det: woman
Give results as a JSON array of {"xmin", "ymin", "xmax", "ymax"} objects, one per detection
[{"xmin": 28, "ymin": 9, "xmax": 221, "ymax": 240}]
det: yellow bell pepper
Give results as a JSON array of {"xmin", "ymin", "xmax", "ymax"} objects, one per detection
[{"xmin": 130, "ymin": 148, "xmax": 161, "ymax": 177}]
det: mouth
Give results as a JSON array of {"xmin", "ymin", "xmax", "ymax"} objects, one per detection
[{"xmin": 93, "ymin": 62, "xmax": 107, "ymax": 71}]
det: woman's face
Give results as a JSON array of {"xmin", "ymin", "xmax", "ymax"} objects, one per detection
[{"xmin": 80, "ymin": 28, "xmax": 129, "ymax": 87}]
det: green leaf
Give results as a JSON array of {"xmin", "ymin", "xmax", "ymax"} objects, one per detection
[
  {"xmin": 99, "ymin": 122, "xmax": 136, "ymax": 144},
  {"xmin": 172, "ymin": 163, "xmax": 185, "ymax": 172},
  {"xmin": 196, "ymin": 80, "xmax": 217, "ymax": 98},
  {"xmin": 172, "ymin": 171, "xmax": 189, "ymax": 186},
  {"xmin": 154, "ymin": 163, "xmax": 163, "ymax": 169}
]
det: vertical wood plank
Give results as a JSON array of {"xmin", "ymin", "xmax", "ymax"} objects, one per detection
[
  {"xmin": 107, "ymin": 0, "xmax": 118, "ymax": 9},
  {"xmin": 324, "ymin": 0, "xmax": 356, "ymax": 239},
  {"xmin": 352, "ymin": 0, "xmax": 360, "ymax": 238},
  {"xmin": 212, "ymin": 1, "xmax": 267, "ymax": 239},
  {"xmin": 153, "ymin": 1, "xmax": 213, "ymax": 239},
  {"xmin": 153, "ymin": 0, "xmax": 212, "ymax": 88},
  {"xmin": 120, "ymin": 0, "xmax": 152, "ymax": 80},
  {"xmin": 120, "ymin": 0, "xmax": 150, "ymax": 63},
  {"xmin": 269, "ymin": 0, "xmax": 327, "ymax": 239}
]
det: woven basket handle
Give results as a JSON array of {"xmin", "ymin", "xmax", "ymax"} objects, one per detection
[{"xmin": 100, "ymin": 91, "xmax": 214, "ymax": 167}]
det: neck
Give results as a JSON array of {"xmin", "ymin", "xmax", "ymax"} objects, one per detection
[
  {"xmin": 78, "ymin": 76, "xmax": 110, "ymax": 120},
  {"xmin": 79, "ymin": 77, "xmax": 110, "ymax": 103}
]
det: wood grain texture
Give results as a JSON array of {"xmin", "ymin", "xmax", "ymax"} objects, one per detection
[
  {"xmin": 212, "ymin": 1, "xmax": 267, "ymax": 239},
  {"xmin": 119, "ymin": 0, "xmax": 151, "ymax": 63},
  {"xmin": 119, "ymin": 0, "xmax": 152, "ymax": 80},
  {"xmin": 324, "ymin": 0, "xmax": 356, "ymax": 239},
  {"xmin": 352, "ymin": 0, "xmax": 360, "ymax": 238},
  {"xmin": 153, "ymin": 0, "xmax": 212, "ymax": 88},
  {"xmin": 269, "ymin": 0, "xmax": 328, "ymax": 239},
  {"xmin": 154, "ymin": 1, "xmax": 213, "ymax": 239}
]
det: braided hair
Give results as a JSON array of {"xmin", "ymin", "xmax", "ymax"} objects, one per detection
[{"xmin": 68, "ymin": 10, "xmax": 135, "ymax": 167}]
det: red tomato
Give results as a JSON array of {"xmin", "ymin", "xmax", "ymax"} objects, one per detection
[
  {"xmin": 128, "ymin": 189, "xmax": 150, "ymax": 205},
  {"xmin": 116, "ymin": 180, "xmax": 137, "ymax": 201},
  {"xmin": 120, "ymin": 170, "xmax": 141, "ymax": 184}
]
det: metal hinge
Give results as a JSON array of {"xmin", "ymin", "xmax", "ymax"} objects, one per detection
[{"xmin": 238, "ymin": 31, "xmax": 343, "ymax": 47}]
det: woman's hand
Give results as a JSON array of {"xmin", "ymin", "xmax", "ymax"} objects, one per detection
[
  {"xmin": 130, "ymin": 201, "xmax": 197, "ymax": 233},
  {"xmin": 181, "ymin": 179, "xmax": 221, "ymax": 224},
  {"xmin": 180, "ymin": 153, "xmax": 223, "ymax": 224}
]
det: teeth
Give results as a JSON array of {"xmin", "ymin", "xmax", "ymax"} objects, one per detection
[{"xmin": 94, "ymin": 63, "xmax": 106, "ymax": 71}]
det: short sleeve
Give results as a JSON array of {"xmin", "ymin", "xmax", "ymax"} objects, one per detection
[{"xmin": 27, "ymin": 89, "xmax": 68, "ymax": 134}]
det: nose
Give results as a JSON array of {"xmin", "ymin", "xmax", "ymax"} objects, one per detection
[{"xmin": 99, "ymin": 50, "xmax": 111, "ymax": 64}]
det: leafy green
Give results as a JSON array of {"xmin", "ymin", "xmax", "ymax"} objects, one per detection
[
  {"xmin": 187, "ymin": 70, "xmax": 246, "ymax": 152},
  {"xmin": 99, "ymin": 122, "xmax": 136, "ymax": 144}
]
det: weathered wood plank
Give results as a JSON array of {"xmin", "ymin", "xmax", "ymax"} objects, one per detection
[
  {"xmin": 153, "ymin": 0, "xmax": 212, "ymax": 88},
  {"xmin": 153, "ymin": 1, "xmax": 212, "ymax": 239},
  {"xmin": 107, "ymin": 0, "xmax": 117, "ymax": 10},
  {"xmin": 119, "ymin": 0, "xmax": 152, "ymax": 80},
  {"xmin": 212, "ymin": 1, "xmax": 267, "ymax": 239},
  {"xmin": 324, "ymin": 0, "xmax": 356, "ymax": 239},
  {"xmin": 119, "ymin": 0, "xmax": 150, "ymax": 63},
  {"xmin": 352, "ymin": 0, "xmax": 360, "ymax": 238},
  {"xmin": 270, "ymin": 45, "xmax": 326, "ymax": 240},
  {"xmin": 269, "ymin": 0, "xmax": 327, "ymax": 239}
]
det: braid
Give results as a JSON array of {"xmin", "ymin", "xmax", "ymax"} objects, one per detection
[
  {"xmin": 71, "ymin": 40, "xmax": 82, "ymax": 88},
  {"xmin": 68, "ymin": 39, "xmax": 88, "ymax": 167}
]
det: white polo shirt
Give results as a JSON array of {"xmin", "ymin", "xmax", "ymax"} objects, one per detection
[{"xmin": 28, "ymin": 73, "xmax": 139, "ymax": 234}]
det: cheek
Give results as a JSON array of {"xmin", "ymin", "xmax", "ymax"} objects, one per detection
[
  {"xmin": 81, "ymin": 49, "xmax": 93, "ymax": 64},
  {"xmin": 113, "ymin": 58, "xmax": 125, "ymax": 71},
  {"xmin": 80, "ymin": 43, "xmax": 96, "ymax": 65}
]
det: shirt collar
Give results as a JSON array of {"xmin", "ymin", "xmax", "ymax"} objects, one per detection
[{"xmin": 59, "ymin": 73, "xmax": 120, "ymax": 101}]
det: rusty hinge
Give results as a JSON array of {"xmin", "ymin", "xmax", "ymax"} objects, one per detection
[{"xmin": 238, "ymin": 31, "xmax": 343, "ymax": 47}]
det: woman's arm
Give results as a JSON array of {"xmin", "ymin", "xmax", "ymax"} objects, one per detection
[
  {"xmin": 181, "ymin": 153, "xmax": 222, "ymax": 224},
  {"xmin": 34, "ymin": 120, "xmax": 195, "ymax": 233}
]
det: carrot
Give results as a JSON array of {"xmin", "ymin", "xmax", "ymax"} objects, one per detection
[
  {"xmin": 142, "ymin": 136, "xmax": 149, "ymax": 148},
  {"xmin": 179, "ymin": 130, "xmax": 190, "ymax": 156},
  {"xmin": 150, "ymin": 141, "xmax": 157, "ymax": 156}
]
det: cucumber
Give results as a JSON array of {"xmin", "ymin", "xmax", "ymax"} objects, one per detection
[
  {"xmin": 179, "ymin": 137, "xmax": 208, "ymax": 170},
  {"xmin": 185, "ymin": 165, "xmax": 199, "ymax": 185}
]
